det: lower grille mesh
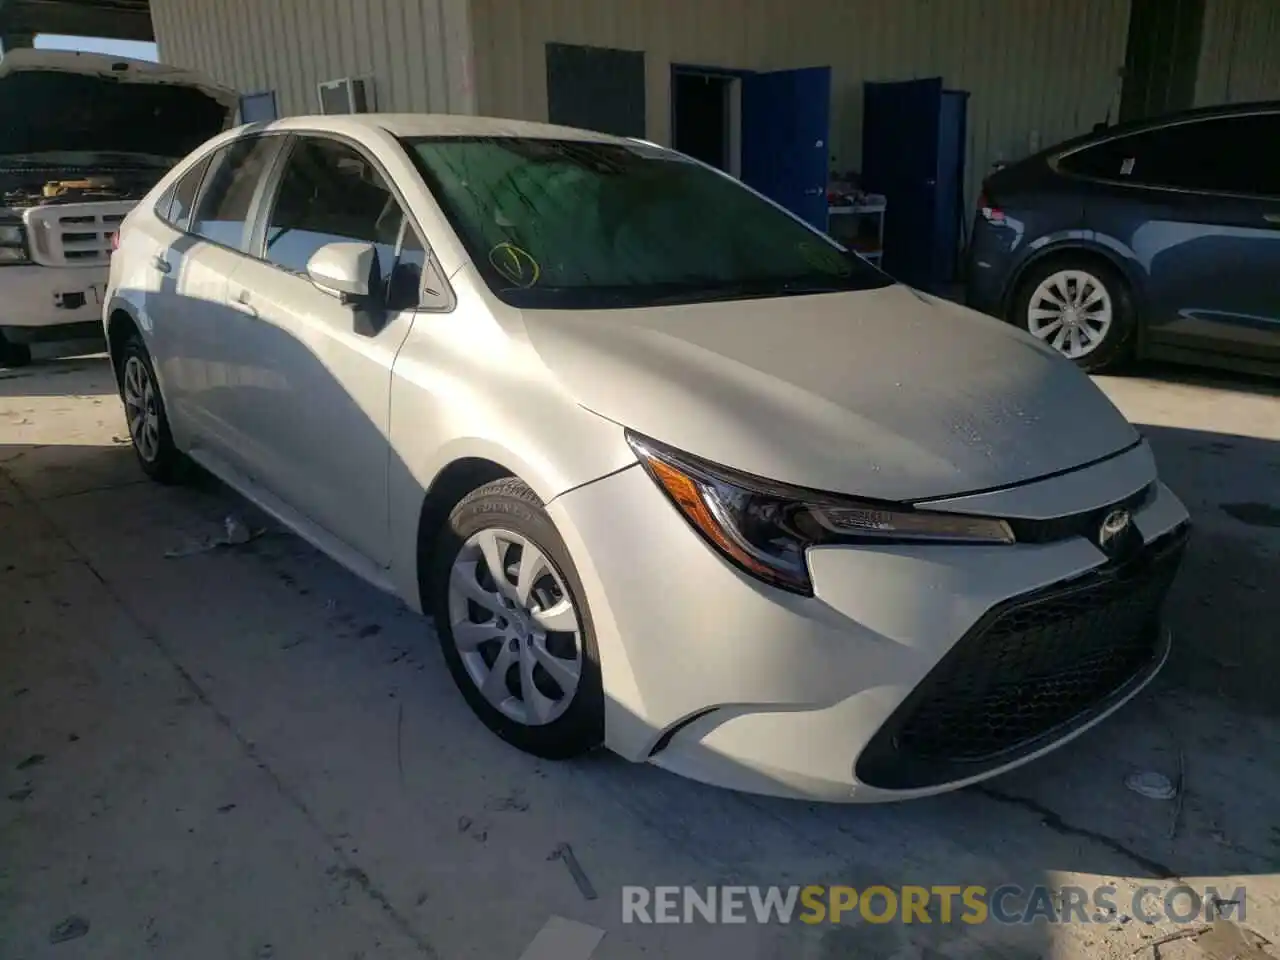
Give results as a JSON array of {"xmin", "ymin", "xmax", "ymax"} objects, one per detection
[{"xmin": 856, "ymin": 526, "xmax": 1187, "ymax": 790}]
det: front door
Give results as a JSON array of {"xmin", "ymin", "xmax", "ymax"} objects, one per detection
[
  {"xmin": 741, "ymin": 66, "xmax": 831, "ymax": 231},
  {"xmin": 225, "ymin": 135, "xmax": 427, "ymax": 566}
]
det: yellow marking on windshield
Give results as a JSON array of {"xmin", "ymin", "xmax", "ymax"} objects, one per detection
[{"xmin": 489, "ymin": 242, "xmax": 541, "ymax": 288}]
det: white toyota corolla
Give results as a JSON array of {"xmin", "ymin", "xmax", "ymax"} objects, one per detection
[{"xmin": 104, "ymin": 115, "xmax": 1190, "ymax": 802}]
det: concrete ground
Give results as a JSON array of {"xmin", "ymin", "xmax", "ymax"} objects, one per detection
[{"xmin": 2, "ymin": 352, "xmax": 1278, "ymax": 960}]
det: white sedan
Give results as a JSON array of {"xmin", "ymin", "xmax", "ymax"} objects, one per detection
[{"xmin": 104, "ymin": 114, "xmax": 1190, "ymax": 801}]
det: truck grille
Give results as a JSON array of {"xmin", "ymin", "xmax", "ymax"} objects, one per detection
[
  {"xmin": 855, "ymin": 525, "xmax": 1188, "ymax": 791},
  {"xmin": 22, "ymin": 202, "xmax": 132, "ymax": 267}
]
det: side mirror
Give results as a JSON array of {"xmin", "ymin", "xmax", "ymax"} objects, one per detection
[{"xmin": 306, "ymin": 242, "xmax": 380, "ymax": 306}]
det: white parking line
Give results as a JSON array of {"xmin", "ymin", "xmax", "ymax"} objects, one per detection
[{"xmin": 517, "ymin": 915, "xmax": 606, "ymax": 960}]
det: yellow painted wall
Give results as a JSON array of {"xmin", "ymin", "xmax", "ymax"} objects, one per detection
[
  {"xmin": 471, "ymin": 0, "xmax": 1133, "ymax": 206},
  {"xmin": 1196, "ymin": 0, "xmax": 1280, "ymax": 104}
]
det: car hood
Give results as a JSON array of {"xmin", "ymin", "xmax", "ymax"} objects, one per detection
[
  {"xmin": 0, "ymin": 49, "xmax": 237, "ymax": 160},
  {"xmin": 522, "ymin": 284, "xmax": 1140, "ymax": 501}
]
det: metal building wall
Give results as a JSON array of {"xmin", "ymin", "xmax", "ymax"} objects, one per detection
[
  {"xmin": 1196, "ymin": 0, "xmax": 1280, "ymax": 104},
  {"xmin": 470, "ymin": 0, "xmax": 1133, "ymax": 207},
  {"xmin": 151, "ymin": 0, "xmax": 477, "ymax": 118}
]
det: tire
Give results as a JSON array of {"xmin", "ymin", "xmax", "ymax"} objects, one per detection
[
  {"xmin": 1011, "ymin": 255, "xmax": 1135, "ymax": 373},
  {"xmin": 0, "ymin": 333, "xmax": 31, "ymax": 368},
  {"xmin": 428, "ymin": 478, "xmax": 604, "ymax": 759},
  {"xmin": 118, "ymin": 334, "xmax": 186, "ymax": 483}
]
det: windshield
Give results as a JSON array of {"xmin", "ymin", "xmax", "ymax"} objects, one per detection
[{"xmin": 402, "ymin": 136, "xmax": 892, "ymax": 309}]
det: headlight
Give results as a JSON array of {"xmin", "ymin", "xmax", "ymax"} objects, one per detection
[
  {"xmin": 627, "ymin": 431, "xmax": 1015, "ymax": 595},
  {"xmin": 0, "ymin": 222, "xmax": 29, "ymax": 263}
]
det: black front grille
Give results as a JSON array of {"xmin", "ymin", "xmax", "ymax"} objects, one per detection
[{"xmin": 856, "ymin": 524, "xmax": 1188, "ymax": 790}]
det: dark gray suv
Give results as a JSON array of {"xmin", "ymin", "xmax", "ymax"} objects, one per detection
[{"xmin": 965, "ymin": 102, "xmax": 1280, "ymax": 375}]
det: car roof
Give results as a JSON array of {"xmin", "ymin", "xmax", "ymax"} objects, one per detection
[
  {"xmin": 232, "ymin": 112, "xmax": 638, "ymax": 145},
  {"xmin": 1067, "ymin": 99, "xmax": 1277, "ymax": 149},
  {"xmin": 996, "ymin": 98, "xmax": 1280, "ymax": 176}
]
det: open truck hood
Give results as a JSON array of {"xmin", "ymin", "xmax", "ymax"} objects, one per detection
[
  {"xmin": 522, "ymin": 284, "xmax": 1141, "ymax": 502},
  {"xmin": 0, "ymin": 49, "xmax": 238, "ymax": 160}
]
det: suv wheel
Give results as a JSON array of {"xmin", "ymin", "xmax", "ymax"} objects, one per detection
[
  {"xmin": 1012, "ymin": 257, "xmax": 1134, "ymax": 372},
  {"xmin": 429, "ymin": 478, "xmax": 604, "ymax": 759}
]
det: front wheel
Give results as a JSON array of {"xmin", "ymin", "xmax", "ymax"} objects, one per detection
[
  {"xmin": 428, "ymin": 478, "xmax": 604, "ymax": 759},
  {"xmin": 1012, "ymin": 258, "xmax": 1134, "ymax": 372}
]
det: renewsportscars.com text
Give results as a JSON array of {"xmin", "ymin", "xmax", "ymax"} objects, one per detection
[{"xmin": 622, "ymin": 884, "xmax": 1246, "ymax": 926}]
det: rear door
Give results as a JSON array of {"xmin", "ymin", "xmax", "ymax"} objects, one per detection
[
  {"xmin": 141, "ymin": 150, "xmax": 212, "ymax": 416},
  {"xmin": 1066, "ymin": 111, "xmax": 1280, "ymax": 364},
  {"xmin": 170, "ymin": 134, "xmax": 288, "ymax": 461}
]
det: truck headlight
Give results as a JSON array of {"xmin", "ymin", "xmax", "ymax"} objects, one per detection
[
  {"xmin": 628, "ymin": 431, "xmax": 1015, "ymax": 595},
  {"xmin": 0, "ymin": 222, "xmax": 30, "ymax": 263}
]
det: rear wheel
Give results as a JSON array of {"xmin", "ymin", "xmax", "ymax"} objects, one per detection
[
  {"xmin": 429, "ymin": 478, "xmax": 604, "ymax": 759},
  {"xmin": 1012, "ymin": 256, "xmax": 1134, "ymax": 372},
  {"xmin": 120, "ymin": 335, "xmax": 185, "ymax": 483}
]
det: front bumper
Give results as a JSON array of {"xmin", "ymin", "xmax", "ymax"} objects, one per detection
[
  {"xmin": 548, "ymin": 442, "xmax": 1190, "ymax": 802},
  {"xmin": 0, "ymin": 263, "xmax": 110, "ymax": 333}
]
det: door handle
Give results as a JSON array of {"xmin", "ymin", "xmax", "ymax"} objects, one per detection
[
  {"xmin": 1263, "ymin": 213, "xmax": 1280, "ymax": 226},
  {"xmin": 152, "ymin": 256, "xmax": 171, "ymax": 274}
]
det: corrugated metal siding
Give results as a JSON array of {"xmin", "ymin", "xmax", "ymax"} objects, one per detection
[
  {"xmin": 1196, "ymin": 0, "xmax": 1280, "ymax": 104},
  {"xmin": 471, "ymin": 0, "xmax": 1132, "ymax": 207},
  {"xmin": 152, "ymin": 0, "xmax": 473, "ymax": 117}
]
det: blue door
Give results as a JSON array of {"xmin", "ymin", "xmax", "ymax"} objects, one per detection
[
  {"xmin": 741, "ymin": 66, "xmax": 831, "ymax": 231},
  {"xmin": 862, "ymin": 78, "xmax": 944, "ymax": 288}
]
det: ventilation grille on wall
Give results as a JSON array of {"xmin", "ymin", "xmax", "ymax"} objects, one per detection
[{"xmin": 317, "ymin": 77, "xmax": 374, "ymax": 115}]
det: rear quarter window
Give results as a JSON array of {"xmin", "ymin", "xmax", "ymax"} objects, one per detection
[
  {"xmin": 1057, "ymin": 112, "xmax": 1280, "ymax": 197},
  {"xmin": 158, "ymin": 155, "xmax": 212, "ymax": 231}
]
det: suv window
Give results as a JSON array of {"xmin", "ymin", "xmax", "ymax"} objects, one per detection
[
  {"xmin": 161, "ymin": 154, "xmax": 212, "ymax": 231},
  {"xmin": 1059, "ymin": 113, "xmax": 1280, "ymax": 197},
  {"xmin": 263, "ymin": 136, "xmax": 422, "ymax": 306},
  {"xmin": 190, "ymin": 137, "xmax": 281, "ymax": 250}
]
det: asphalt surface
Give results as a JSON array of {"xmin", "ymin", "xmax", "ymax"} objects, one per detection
[{"xmin": 2, "ymin": 354, "xmax": 1277, "ymax": 959}]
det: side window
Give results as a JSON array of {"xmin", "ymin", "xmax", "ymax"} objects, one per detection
[
  {"xmin": 190, "ymin": 137, "xmax": 280, "ymax": 250},
  {"xmin": 1207, "ymin": 114, "xmax": 1280, "ymax": 197},
  {"xmin": 1059, "ymin": 114, "xmax": 1280, "ymax": 197},
  {"xmin": 161, "ymin": 154, "xmax": 212, "ymax": 231},
  {"xmin": 1057, "ymin": 138, "xmax": 1135, "ymax": 180},
  {"xmin": 263, "ymin": 136, "xmax": 423, "ymax": 306},
  {"xmin": 388, "ymin": 227, "xmax": 428, "ymax": 310}
]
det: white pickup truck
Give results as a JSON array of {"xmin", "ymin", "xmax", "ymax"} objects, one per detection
[{"xmin": 0, "ymin": 50, "xmax": 236, "ymax": 367}]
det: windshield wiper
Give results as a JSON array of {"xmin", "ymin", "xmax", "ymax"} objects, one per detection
[{"xmin": 641, "ymin": 278, "xmax": 849, "ymax": 306}]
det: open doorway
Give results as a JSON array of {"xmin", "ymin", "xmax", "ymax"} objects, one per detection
[{"xmin": 671, "ymin": 68, "xmax": 741, "ymax": 177}]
